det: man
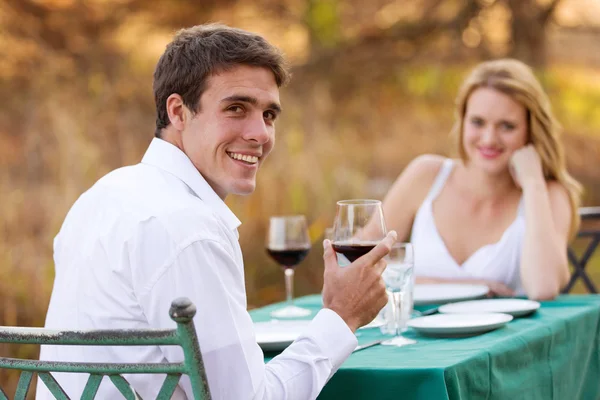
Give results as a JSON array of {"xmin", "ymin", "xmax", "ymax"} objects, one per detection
[{"xmin": 38, "ymin": 24, "xmax": 395, "ymax": 399}]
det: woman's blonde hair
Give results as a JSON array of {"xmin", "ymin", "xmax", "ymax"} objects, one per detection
[{"xmin": 451, "ymin": 58, "xmax": 582, "ymax": 238}]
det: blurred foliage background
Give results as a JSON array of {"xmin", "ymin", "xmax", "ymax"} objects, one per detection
[{"xmin": 1, "ymin": 0, "xmax": 600, "ymax": 395}]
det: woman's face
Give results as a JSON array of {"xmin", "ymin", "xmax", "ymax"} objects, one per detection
[{"xmin": 462, "ymin": 87, "xmax": 529, "ymax": 176}]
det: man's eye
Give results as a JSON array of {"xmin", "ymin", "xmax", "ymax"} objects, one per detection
[
  {"xmin": 264, "ymin": 111, "xmax": 277, "ymax": 121},
  {"xmin": 228, "ymin": 105, "xmax": 244, "ymax": 113}
]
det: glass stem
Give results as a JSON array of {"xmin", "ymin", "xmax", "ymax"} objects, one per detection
[
  {"xmin": 284, "ymin": 268, "xmax": 295, "ymax": 307},
  {"xmin": 391, "ymin": 291, "xmax": 402, "ymax": 337}
]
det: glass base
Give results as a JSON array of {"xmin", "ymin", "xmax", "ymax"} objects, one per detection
[
  {"xmin": 270, "ymin": 305, "xmax": 312, "ymax": 318},
  {"xmin": 382, "ymin": 335, "xmax": 417, "ymax": 347}
]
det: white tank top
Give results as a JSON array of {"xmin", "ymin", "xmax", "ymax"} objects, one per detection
[{"xmin": 410, "ymin": 159, "xmax": 526, "ymax": 295}]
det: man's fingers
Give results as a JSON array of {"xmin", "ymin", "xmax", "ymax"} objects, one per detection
[
  {"xmin": 357, "ymin": 230, "xmax": 397, "ymax": 267},
  {"xmin": 372, "ymin": 258, "xmax": 387, "ymax": 276},
  {"xmin": 322, "ymin": 239, "xmax": 338, "ymax": 272}
]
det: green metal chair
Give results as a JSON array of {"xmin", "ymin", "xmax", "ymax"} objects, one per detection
[{"xmin": 0, "ymin": 297, "xmax": 211, "ymax": 399}]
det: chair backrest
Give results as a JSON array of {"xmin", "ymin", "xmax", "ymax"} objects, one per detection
[
  {"xmin": 0, "ymin": 298, "xmax": 211, "ymax": 400},
  {"xmin": 580, "ymin": 206, "xmax": 600, "ymax": 224},
  {"xmin": 564, "ymin": 207, "xmax": 600, "ymax": 294}
]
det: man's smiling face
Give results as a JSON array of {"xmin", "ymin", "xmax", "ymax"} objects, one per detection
[{"xmin": 179, "ymin": 65, "xmax": 281, "ymax": 199}]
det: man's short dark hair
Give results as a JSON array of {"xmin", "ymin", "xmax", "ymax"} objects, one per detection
[{"xmin": 153, "ymin": 23, "xmax": 291, "ymax": 137}]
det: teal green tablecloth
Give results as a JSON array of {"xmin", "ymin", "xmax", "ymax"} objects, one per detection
[{"xmin": 250, "ymin": 295, "xmax": 600, "ymax": 400}]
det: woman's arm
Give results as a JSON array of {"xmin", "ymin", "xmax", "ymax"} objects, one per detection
[
  {"xmin": 511, "ymin": 146, "xmax": 572, "ymax": 300},
  {"xmin": 520, "ymin": 181, "xmax": 571, "ymax": 300}
]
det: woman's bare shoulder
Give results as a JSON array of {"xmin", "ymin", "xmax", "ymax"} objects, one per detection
[
  {"xmin": 402, "ymin": 154, "xmax": 448, "ymax": 188},
  {"xmin": 384, "ymin": 154, "xmax": 448, "ymax": 210}
]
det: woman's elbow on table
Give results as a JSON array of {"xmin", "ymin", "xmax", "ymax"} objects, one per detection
[
  {"xmin": 525, "ymin": 274, "xmax": 565, "ymax": 301},
  {"xmin": 527, "ymin": 287, "xmax": 559, "ymax": 301},
  {"xmin": 524, "ymin": 255, "xmax": 570, "ymax": 301}
]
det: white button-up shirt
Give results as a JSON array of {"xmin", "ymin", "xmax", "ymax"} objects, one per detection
[{"xmin": 37, "ymin": 138, "xmax": 357, "ymax": 400}]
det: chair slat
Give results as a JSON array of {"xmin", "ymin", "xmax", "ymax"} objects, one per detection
[
  {"xmin": 580, "ymin": 207, "xmax": 600, "ymax": 220},
  {"xmin": 81, "ymin": 374, "xmax": 103, "ymax": 400},
  {"xmin": 156, "ymin": 374, "xmax": 182, "ymax": 400},
  {"xmin": 0, "ymin": 328, "xmax": 179, "ymax": 346},
  {"xmin": 38, "ymin": 372, "xmax": 70, "ymax": 400},
  {"xmin": 14, "ymin": 370, "xmax": 34, "ymax": 400},
  {"xmin": 565, "ymin": 232, "xmax": 600, "ymax": 294},
  {"xmin": 109, "ymin": 375, "xmax": 141, "ymax": 400},
  {"xmin": 0, "ymin": 357, "xmax": 184, "ymax": 374}
]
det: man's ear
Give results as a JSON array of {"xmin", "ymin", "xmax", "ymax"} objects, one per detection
[{"xmin": 166, "ymin": 94, "xmax": 187, "ymax": 131}]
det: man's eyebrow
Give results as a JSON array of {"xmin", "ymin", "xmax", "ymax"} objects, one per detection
[{"xmin": 221, "ymin": 95, "xmax": 282, "ymax": 114}]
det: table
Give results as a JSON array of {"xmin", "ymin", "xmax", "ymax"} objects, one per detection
[{"xmin": 250, "ymin": 294, "xmax": 600, "ymax": 400}]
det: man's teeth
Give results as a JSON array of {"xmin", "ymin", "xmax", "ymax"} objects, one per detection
[{"xmin": 228, "ymin": 152, "xmax": 258, "ymax": 164}]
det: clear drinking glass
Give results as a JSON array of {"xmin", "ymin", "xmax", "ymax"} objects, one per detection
[
  {"xmin": 331, "ymin": 199, "xmax": 387, "ymax": 264},
  {"xmin": 266, "ymin": 215, "xmax": 312, "ymax": 318},
  {"xmin": 381, "ymin": 243, "xmax": 417, "ymax": 346}
]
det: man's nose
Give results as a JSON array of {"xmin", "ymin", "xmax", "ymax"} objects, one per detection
[{"xmin": 243, "ymin": 113, "xmax": 271, "ymax": 145}]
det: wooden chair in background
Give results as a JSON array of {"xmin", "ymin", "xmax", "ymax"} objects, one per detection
[{"xmin": 563, "ymin": 207, "xmax": 600, "ymax": 294}]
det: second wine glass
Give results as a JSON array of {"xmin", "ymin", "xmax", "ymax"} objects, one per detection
[{"xmin": 266, "ymin": 215, "xmax": 312, "ymax": 318}]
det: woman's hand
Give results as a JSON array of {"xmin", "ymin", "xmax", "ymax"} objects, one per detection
[
  {"xmin": 509, "ymin": 145, "xmax": 545, "ymax": 190},
  {"xmin": 483, "ymin": 280, "xmax": 516, "ymax": 297}
]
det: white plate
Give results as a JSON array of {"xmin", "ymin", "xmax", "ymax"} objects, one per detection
[
  {"xmin": 413, "ymin": 283, "xmax": 489, "ymax": 305},
  {"xmin": 438, "ymin": 299, "xmax": 541, "ymax": 317},
  {"xmin": 407, "ymin": 313, "xmax": 513, "ymax": 337},
  {"xmin": 254, "ymin": 320, "xmax": 311, "ymax": 351}
]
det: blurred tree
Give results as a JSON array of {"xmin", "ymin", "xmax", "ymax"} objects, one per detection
[
  {"xmin": 0, "ymin": 0, "xmax": 581, "ymax": 83},
  {"xmin": 508, "ymin": 0, "xmax": 563, "ymax": 66},
  {"xmin": 0, "ymin": 0, "xmax": 236, "ymax": 82}
]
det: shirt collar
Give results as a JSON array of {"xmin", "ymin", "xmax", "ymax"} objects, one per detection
[{"xmin": 141, "ymin": 138, "xmax": 242, "ymax": 232}]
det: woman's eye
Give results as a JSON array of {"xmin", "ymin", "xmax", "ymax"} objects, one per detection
[
  {"xmin": 501, "ymin": 122, "xmax": 515, "ymax": 131},
  {"xmin": 470, "ymin": 118, "xmax": 484, "ymax": 127}
]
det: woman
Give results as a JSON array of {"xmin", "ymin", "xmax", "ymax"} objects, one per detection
[{"xmin": 383, "ymin": 59, "xmax": 581, "ymax": 300}]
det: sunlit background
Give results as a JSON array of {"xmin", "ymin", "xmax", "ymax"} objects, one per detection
[{"xmin": 1, "ymin": 0, "xmax": 600, "ymax": 395}]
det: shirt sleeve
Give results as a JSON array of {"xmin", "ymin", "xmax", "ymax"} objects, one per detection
[{"xmin": 136, "ymin": 238, "xmax": 357, "ymax": 400}]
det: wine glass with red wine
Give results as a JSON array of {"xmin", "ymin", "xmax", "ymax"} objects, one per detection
[
  {"xmin": 332, "ymin": 199, "xmax": 387, "ymax": 264},
  {"xmin": 267, "ymin": 215, "xmax": 312, "ymax": 318}
]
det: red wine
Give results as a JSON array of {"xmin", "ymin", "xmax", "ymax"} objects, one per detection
[
  {"xmin": 267, "ymin": 248, "xmax": 310, "ymax": 268},
  {"xmin": 332, "ymin": 243, "xmax": 376, "ymax": 262}
]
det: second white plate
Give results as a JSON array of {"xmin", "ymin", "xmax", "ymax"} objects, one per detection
[
  {"xmin": 438, "ymin": 298, "xmax": 541, "ymax": 317},
  {"xmin": 407, "ymin": 313, "xmax": 513, "ymax": 337},
  {"xmin": 413, "ymin": 283, "xmax": 489, "ymax": 305}
]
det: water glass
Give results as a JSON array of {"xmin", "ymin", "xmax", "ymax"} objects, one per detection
[{"xmin": 381, "ymin": 243, "xmax": 417, "ymax": 346}]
